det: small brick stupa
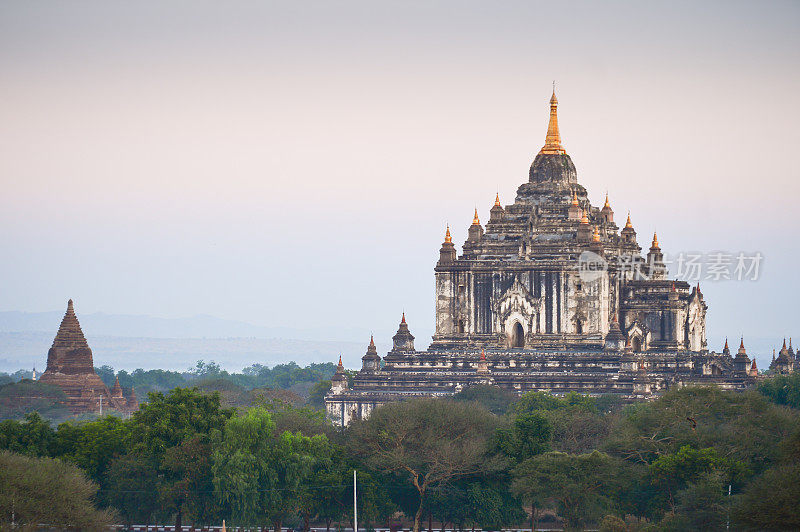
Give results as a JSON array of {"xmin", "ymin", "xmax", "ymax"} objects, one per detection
[{"xmin": 38, "ymin": 299, "xmax": 138, "ymax": 414}]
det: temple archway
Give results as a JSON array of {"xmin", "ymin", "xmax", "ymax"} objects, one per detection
[
  {"xmin": 631, "ymin": 337, "xmax": 642, "ymax": 352},
  {"xmin": 512, "ymin": 322, "xmax": 525, "ymax": 348}
]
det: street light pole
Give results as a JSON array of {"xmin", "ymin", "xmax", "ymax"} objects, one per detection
[{"xmin": 353, "ymin": 469, "xmax": 358, "ymax": 532}]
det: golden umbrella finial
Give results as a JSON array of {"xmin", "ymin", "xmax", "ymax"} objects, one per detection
[
  {"xmin": 604, "ymin": 192, "xmax": 610, "ymax": 209},
  {"xmin": 571, "ymin": 190, "xmax": 579, "ymax": 206},
  {"xmin": 494, "ymin": 193, "xmax": 501, "ymax": 207},
  {"xmin": 472, "ymin": 208, "xmax": 480, "ymax": 225},
  {"xmin": 592, "ymin": 226, "xmax": 601, "ymax": 242},
  {"xmin": 445, "ymin": 224, "xmax": 452, "ymax": 243},
  {"xmin": 580, "ymin": 208, "xmax": 589, "ymax": 224},
  {"xmin": 652, "ymin": 232, "xmax": 659, "ymax": 248},
  {"xmin": 625, "ymin": 212, "xmax": 632, "ymax": 229},
  {"xmin": 539, "ymin": 85, "xmax": 566, "ymax": 155}
]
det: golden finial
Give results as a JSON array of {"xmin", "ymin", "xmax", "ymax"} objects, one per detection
[
  {"xmin": 592, "ymin": 226, "xmax": 600, "ymax": 242},
  {"xmin": 472, "ymin": 208, "xmax": 480, "ymax": 226},
  {"xmin": 625, "ymin": 212, "xmax": 632, "ymax": 228},
  {"xmin": 571, "ymin": 190, "xmax": 578, "ymax": 206},
  {"xmin": 580, "ymin": 208, "xmax": 589, "ymax": 224},
  {"xmin": 652, "ymin": 232, "xmax": 659, "ymax": 248},
  {"xmin": 539, "ymin": 86, "xmax": 566, "ymax": 155},
  {"xmin": 445, "ymin": 225, "xmax": 452, "ymax": 243},
  {"xmin": 494, "ymin": 193, "xmax": 501, "ymax": 207},
  {"xmin": 604, "ymin": 193, "xmax": 610, "ymax": 209}
]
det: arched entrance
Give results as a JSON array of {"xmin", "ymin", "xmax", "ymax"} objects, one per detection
[
  {"xmin": 631, "ymin": 337, "xmax": 642, "ymax": 352},
  {"xmin": 511, "ymin": 322, "xmax": 525, "ymax": 348}
]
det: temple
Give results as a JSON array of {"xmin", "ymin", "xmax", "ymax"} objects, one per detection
[
  {"xmin": 326, "ymin": 90, "xmax": 763, "ymax": 426},
  {"xmin": 38, "ymin": 300, "xmax": 138, "ymax": 415}
]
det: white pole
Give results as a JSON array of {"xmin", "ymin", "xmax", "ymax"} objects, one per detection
[
  {"xmin": 353, "ymin": 469, "xmax": 358, "ymax": 532},
  {"xmin": 99, "ymin": 394, "xmax": 103, "ymax": 416}
]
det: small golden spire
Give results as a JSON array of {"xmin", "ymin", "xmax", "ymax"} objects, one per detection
[
  {"xmin": 625, "ymin": 212, "xmax": 632, "ymax": 229},
  {"xmin": 592, "ymin": 226, "xmax": 600, "ymax": 242},
  {"xmin": 494, "ymin": 193, "xmax": 501, "ymax": 207},
  {"xmin": 652, "ymin": 232, "xmax": 659, "ymax": 248},
  {"xmin": 571, "ymin": 190, "xmax": 578, "ymax": 206},
  {"xmin": 604, "ymin": 193, "xmax": 610, "ymax": 209},
  {"xmin": 472, "ymin": 208, "xmax": 480, "ymax": 226},
  {"xmin": 444, "ymin": 225, "xmax": 452, "ymax": 243},
  {"xmin": 580, "ymin": 208, "xmax": 589, "ymax": 224},
  {"xmin": 538, "ymin": 87, "xmax": 566, "ymax": 155}
]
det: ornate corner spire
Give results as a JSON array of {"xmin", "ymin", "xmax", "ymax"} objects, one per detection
[
  {"xmin": 571, "ymin": 190, "xmax": 579, "ymax": 206},
  {"xmin": 444, "ymin": 225, "xmax": 452, "ymax": 244},
  {"xmin": 472, "ymin": 208, "xmax": 480, "ymax": 226},
  {"xmin": 592, "ymin": 226, "xmax": 601, "ymax": 242},
  {"xmin": 538, "ymin": 87, "xmax": 566, "ymax": 155},
  {"xmin": 625, "ymin": 212, "xmax": 633, "ymax": 229},
  {"xmin": 652, "ymin": 232, "xmax": 659, "ymax": 248},
  {"xmin": 604, "ymin": 193, "xmax": 611, "ymax": 209},
  {"xmin": 494, "ymin": 193, "xmax": 501, "ymax": 207},
  {"xmin": 580, "ymin": 208, "xmax": 589, "ymax": 224}
]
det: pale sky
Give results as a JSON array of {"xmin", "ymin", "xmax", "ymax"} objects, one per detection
[{"xmin": 1, "ymin": 1, "xmax": 798, "ymax": 355}]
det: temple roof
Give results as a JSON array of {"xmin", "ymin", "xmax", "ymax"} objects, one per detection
[{"xmin": 51, "ymin": 299, "xmax": 90, "ymax": 351}]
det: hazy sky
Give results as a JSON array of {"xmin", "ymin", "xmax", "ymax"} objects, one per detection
[{"xmin": 1, "ymin": 1, "xmax": 798, "ymax": 359}]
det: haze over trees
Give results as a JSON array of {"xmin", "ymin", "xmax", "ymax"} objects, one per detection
[{"xmin": 1, "ymin": 375, "xmax": 799, "ymax": 531}]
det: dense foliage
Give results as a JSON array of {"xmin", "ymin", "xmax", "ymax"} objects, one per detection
[
  {"xmin": 0, "ymin": 360, "xmax": 336, "ymax": 421},
  {"xmin": 1, "ymin": 374, "xmax": 799, "ymax": 530}
]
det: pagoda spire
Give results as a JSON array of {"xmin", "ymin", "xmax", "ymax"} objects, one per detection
[
  {"xmin": 472, "ymin": 208, "xmax": 480, "ymax": 226},
  {"xmin": 494, "ymin": 193, "xmax": 501, "ymax": 207},
  {"xmin": 625, "ymin": 212, "xmax": 633, "ymax": 229},
  {"xmin": 444, "ymin": 225, "xmax": 452, "ymax": 243},
  {"xmin": 539, "ymin": 87, "xmax": 566, "ymax": 155}
]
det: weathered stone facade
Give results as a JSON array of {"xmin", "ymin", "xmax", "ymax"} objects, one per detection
[
  {"xmin": 38, "ymin": 300, "xmax": 138, "ymax": 415},
  {"xmin": 326, "ymin": 92, "xmax": 758, "ymax": 426}
]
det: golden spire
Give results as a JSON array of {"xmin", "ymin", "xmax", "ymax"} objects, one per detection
[
  {"xmin": 592, "ymin": 226, "xmax": 600, "ymax": 242},
  {"xmin": 472, "ymin": 208, "xmax": 480, "ymax": 226},
  {"xmin": 444, "ymin": 225, "xmax": 452, "ymax": 243},
  {"xmin": 625, "ymin": 212, "xmax": 632, "ymax": 228},
  {"xmin": 539, "ymin": 87, "xmax": 566, "ymax": 155},
  {"xmin": 580, "ymin": 208, "xmax": 589, "ymax": 224},
  {"xmin": 604, "ymin": 193, "xmax": 610, "ymax": 209},
  {"xmin": 652, "ymin": 232, "xmax": 659, "ymax": 248},
  {"xmin": 571, "ymin": 190, "xmax": 579, "ymax": 206},
  {"xmin": 494, "ymin": 193, "xmax": 501, "ymax": 207}
]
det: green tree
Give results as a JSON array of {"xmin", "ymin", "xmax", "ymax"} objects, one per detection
[
  {"xmin": 128, "ymin": 387, "xmax": 233, "ymax": 530},
  {"xmin": 129, "ymin": 388, "xmax": 234, "ymax": 461},
  {"xmin": 453, "ymin": 384, "xmax": 518, "ymax": 415},
  {"xmin": 759, "ymin": 372, "xmax": 800, "ymax": 409},
  {"xmin": 54, "ymin": 415, "xmax": 131, "ymax": 486},
  {"xmin": 513, "ymin": 451, "xmax": 621, "ymax": 531},
  {"xmin": 161, "ymin": 435, "xmax": 219, "ymax": 529},
  {"xmin": 308, "ymin": 379, "xmax": 332, "ymax": 410},
  {"xmin": 348, "ymin": 398, "xmax": 500, "ymax": 532},
  {"xmin": 496, "ymin": 411, "xmax": 552, "ymax": 462},
  {"xmin": 0, "ymin": 450, "xmax": 115, "ymax": 530},
  {"xmin": 106, "ymin": 451, "xmax": 161, "ymax": 527},
  {"xmin": 0, "ymin": 411, "xmax": 56, "ymax": 456},
  {"xmin": 212, "ymin": 407, "xmax": 333, "ymax": 531}
]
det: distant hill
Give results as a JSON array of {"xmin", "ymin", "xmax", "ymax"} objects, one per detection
[
  {"xmin": 0, "ymin": 310, "xmax": 389, "ymax": 341},
  {"xmin": 0, "ymin": 310, "xmax": 406, "ymax": 373},
  {"xmin": 0, "ymin": 332, "xmax": 380, "ymax": 373}
]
